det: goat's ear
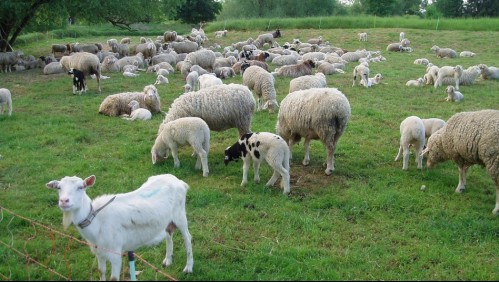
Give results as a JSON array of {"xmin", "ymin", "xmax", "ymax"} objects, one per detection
[
  {"xmin": 421, "ymin": 147, "xmax": 429, "ymax": 156},
  {"xmin": 83, "ymin": 175, "xmax": 96, "ymax": 189},
  {"xmin": 46, "ymin": 180, "xmax": 60, "ymax": 190}
]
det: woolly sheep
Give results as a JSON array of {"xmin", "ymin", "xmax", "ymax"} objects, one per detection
[
  {"xmin": 277, "ymin": 88, "xmax": 351, "ymax": 175},
  {"xmin": 242, "ymin": 65, "xmax": 278, "ymax": 113},
  {"xmin": 0, "ymin": 51, "xmax": 23, "ymax": 72},
  {"xmin": 60, "ymin": 52, "xmax": 101, "ymax": 92},
  {"xmin": 163, "ymin": 31, "xmax": 177, "ymax": 42},
  {"xmin": 422, "ymin": 110, "xmax": 499, "ymax": 215},
  {"xmin": 101, "ymin": 55, "xmax": 120, "ymax": 72},
  {"xmin": 307, "ymin": 36, "xmax": 323, "ymax": 45},
  {"xmin": 184, "ymin": 71, "xmax": 199, "ymax": 92},
  {"xmin": 214, "ymin": 30, "xmax": 228, "ymax": 38},
  {"xmin": 272, "ymin": 59, "xmax": 315, "ymax": 78},
  {"xmin": 341, "ymin": 50, "xmax": 369, "ymax": 62},
  {"xmin": 421, "ymin": 118, "xmax": 446, "ymax": 139},
  {"xmin": 434, "ymin": 65, "xmax": 463, "ymax": 90},
  {"xmin": 430, "ymin": 45, "xmax": 457, "ymax": 58},
  {"xmin": 271, "ymin": 54, "xmax": 299, "ymax": 66},
  {"xmin": 478, "ymin": 64, "xmax": 499, "ymax": 80},
  {"xmin": 439, "ymin": 65, "xmax": 481, "ymax": 86},
  {"xmin": 288, "ymin": 72, "xmax": 327, "ymax": 93},
  {"xmin": 214, "ymin": 67, "xmax": 236, "ymax": 79},
  {"xmin": 155, "ymin": 74, "xmax": 169, "ymax": 85},
  {"xmin": 197, "ymin": 73, "xmax": 223, "ymax": 89},
  {"xmin": 160, "ymin": 83, "xmax": 256, "ymax": 137},
  {"xmin": 99, "ymin": 85, "xmax": 161, "ymax": 116},
  {"xmin": 414, "ymin": 58, "xmax": 430, "ymax": 65},
  {"xmin": 116, "ymin": 53, "xmax": 145, "ymax": 70},
  {"xmin": 224, "ymin": 132, "xmax": 291, "ymax": 194},
  {"xmin": 459, "ymin": 51, "xmax": 475, "ymax": 57},
  {"xmin": 399, "ymin": 32, "xmax": 406, "ymax": 42},
  {"xmin": 0, "ymin": 88, "xmax": 13, "ymax": 116},
  {"xmin": 121, "ymin": 100, "xmax": 152, "ymax": 121},
  {"xmin": 46, "ymin": 174, "xmax": 194, "ymax": 280},
  {"xmin": 189, "ymin": 64, "xmax": 210, "ymax": 76},
  {"xmin": 43, "ymin": 62, "xmax": 65, "ymax": 75},
  {"xmin": 316, "ymin": 61, "xmax": 345, "ymax": 75},
  {"xmin": 120, "ymin": 37, "xmax": 131, "ymax": 44},
  {"xmin": 51, "ymin": 44, "xmax": 67, "ymax": 56},
  {"xmin": 445, "ymin": 85, "xmax": 464, "ymax": 102},
  {"xmin": 406, "ymin": 77, "xmax": 425, "ymax": 87},
  {"xmin": 232, "ymin": 38, "xmax": 254, "ymax": 51},
  {"xmin": 168, "ymin": 41, "xmax": 198, "ymax": 54},
  {"xmin": 181, "ymin": 49, "xmax": 216, "ymax": 78},
  {"xmin": 152, "ymin": 117, "xmax": 210, "ymax": 177},
  {"xmin": 425, "ymin": 64, "xmax": 440, "ymax": 85},
  {"xmin": 394, "ymin": 116, "xmax": 425, "ymax": 170},
  {"xmin": 151, "ymin": 53, "xmax": 177, "ymax": 66}
]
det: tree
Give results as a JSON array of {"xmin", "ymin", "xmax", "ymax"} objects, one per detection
[
  {"xmin": 361, "ymin": 0, "xmax": 397, "ymax": 16},
  {"xmin": 463, "ymin": 0, "xmax": 499, "ymax": 17},
  {"xmin": 172, "ymin": 0, "xmax": 222, "ymax": 25},
  {"xmin": 434, "ymin": 0, "xmax": 463, "ymax": 17}
]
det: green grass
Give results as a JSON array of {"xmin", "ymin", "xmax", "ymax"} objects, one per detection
[{"xmin": 1, "ymin": 25, "xmax": 498, "ymax": 281}]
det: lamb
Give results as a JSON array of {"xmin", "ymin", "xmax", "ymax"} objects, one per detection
[
  {"xmin": 277, "ymin": 88, "xmax": 351, "ymax": 175},
  {"xmin": 180, "ymin": 49, "xmax": 216, "ymax": 78},
  {"xmin": 123, "ymin": 71, "xmax": 140, "ymax": 78},
  {"xmin": 414, "ymin": 58, "xmax": 430, "ymax": 65},
  {"xmin": 399, "ymin": 31, "xmax": 406, "ymax": 42},
  {"xmin": 394, "ymin": 116, "xmax": 425, "ymax": 170},
  {"xmin": 197, "ymin": 74, "xmax": 223, "ymax": 89},
  {"xmin": 184, "ymin": 71, "xmax": 199, "ymax": 92},
  {"xmin": 99, "ymin": 85, "xmax": 161, "ymax": 116},
  {"xmin": 307, "ymin": 36, "xmax": 323, "ymax": 45},
  {"xmin": 152, "ymin": 117, "xmax": 210, "ymax": 177},
  {"xmin": 422, "ymin": 109, "xmax": 499, "ymax": 215},
  {"xmin": 0, "ymin": 88, "xmax": 13, "ymax": 116},
  {"xmin": 421, "ymin": 118, "xmax": 446, "ymax": 139},
  {"xmin": 121, "ymin": 100, "xmax": 152, "ymax": 121},
  {"xmin": 360, "ymin": 73, "xmax": 383, "ymax": 88},
  {"xmin": 430, "ymin": 45, "xmax": 457, "ymax": 58},
  {"xmin": 434, "ymin": 65, "xmax": 463, "ymax": 90},
  {"xmin": 358, "ymin": 32, "xmax": 368, "ymax": 41},
  {"xmin": 459, "ymin": 51, "xmax": 476, "ymax": 57},
  {"xmin": 439, "ymin": 65, "xmax": 481, "ymax": 86},
  {"xmin": 405, "ymin": 77, "xmax": 425, "ymax": 87},
  {"xmin": 478, "ymin": 64, "xmax": 499, "ymax": 80},
  {"xmin": 59, "ymin": 52, "xmax": 101, "ymax": 92},
  {"xmin": 224, "ymin": 132, "xmax": 291, "ymax": 194},
  {"xmin": 154, "ymin": 74, "xmax": 169, "ymax": 85},
  {"xmin": 214, "ymin": 30, "xmax": 228, "ymax": 38},
  {"xmin": 445, "ymin": 85, "xmax": 464, "ymax": 102},
  {"xmin": 352, "ymin": 63, "xmax": 370, "ymax": 88},
  {"xmin": 68, "ymin": 68, "xmax": 86, "ymax": 95},
  {"xmin": 242, "ymin": 65, "xmax": 278, "ymax": 113},
  {"xmin": 46, "ymin": 174, "xmax": 194, "ymax": 280},
  {"xmin": 214, "ymin": 67, "xmax": 236, "ymax": 79},
  {"xmin": 288, "ymin": 72, "xmax": 327, "ymax": 93},
  {"xmin": 316, "ymin": 61, "xmax": 345, "ymax": 75},
  {"xmin": 271, "ymin": 59, "xmax": 315, "ymax": 78},
  {"xmin": 160, "ymin": 83, "xmax": 256, "ymax": 137},
  {"xmin": 43, "ymin": 62, "xmax": 65, "ymax": 75},
  {"xmin": 425, "ymin": 64, "xmax": 440, "ymax": 85}
]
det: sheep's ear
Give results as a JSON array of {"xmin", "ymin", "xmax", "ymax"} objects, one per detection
[
  {"xmin": 152, "ymin": 152, "xmax": 158, "ymax": 164},
  {"xmin": 83, "ymin": 175, "xmax": 96, "ymax": 189},
  {"xmin": 46, "ymin": 180, "xmax": 60, "ymax": 190}
]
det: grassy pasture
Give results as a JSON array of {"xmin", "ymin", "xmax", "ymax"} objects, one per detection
[{"xmin": 0, "ymin": 26, "xmax": 498, "ymax": 281}]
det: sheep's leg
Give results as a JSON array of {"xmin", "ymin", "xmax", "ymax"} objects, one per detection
[
  {"xmin": 241, "ymin": 157, "xmax": 251, "ymax": 186},
  {"xmin": 324, "ymin": 138, "xmax": 338, "ymax": 175},
  {"xmin": 395, "ymin": 146, "xmax": 403, "ymax": 161},
  {"xmin": 196, "ymin": 149, "xmax": 209, "ymax": 177},
  {"xmin": 302, "ymin": 137, "xmax": 311, "ymax": 166},
  {"xmin": 170, "ymin": 145, "xmax": 181, "ymax": 168},
  {"xmin": 455, "ymin": 165, "xmax": 469, "ymax": 193},
  {"xmin": 493, "ymin": 182, "xmax": 499, "ymax": 215},
  {"xmin": 402, "ymin": 144, "xmax": 410, "ymax": 170},
  {"xmin": 415, "ymin": 143, "xmax": 424, "ymax": 169}
]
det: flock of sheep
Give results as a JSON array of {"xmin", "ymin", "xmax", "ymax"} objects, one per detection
[{"xmin": 1, "ymin": 26, "xmax": 498, "ymax": 280}]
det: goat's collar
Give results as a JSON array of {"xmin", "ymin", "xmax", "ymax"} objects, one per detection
[{"xmin": 77, "ymin": 196, "xmax": 116, "ymax": 229}]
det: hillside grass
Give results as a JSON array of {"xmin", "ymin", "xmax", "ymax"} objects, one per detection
[{"xmin": 0, "ymin": 25, "xmax": 498, "ymax": 281}]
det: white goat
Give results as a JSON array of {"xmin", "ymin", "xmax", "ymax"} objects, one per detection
[{"xmin": 46, "ymin": 174, "xmax": 194, "ymax": 281}]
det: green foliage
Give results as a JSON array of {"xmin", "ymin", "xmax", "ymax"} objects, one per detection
[
  {"xmin": 434, "ymin": 0, "xmax": 463, "ymax": 18},
  {"xmin": 172, "ymin": 0, "xmax": 222, "ymax": 25},
  {"xmin": 425, "ymin": 4, "xmax": 444, "ymax": 19}
]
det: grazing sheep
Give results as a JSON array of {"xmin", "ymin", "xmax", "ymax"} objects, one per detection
[
  {"xmin": 99, "ymin": 85, "xmax": 161, "ymax": 116},
  {"xmin": 478, "ymin": 64, "xmax": 499, "ymax": 80},
  {"xmin": 422, "ymin": 109, "xmax": 499, "ymax": 215},
  {"xmin": 430, "ymin": 45, "xmax": 457, "ymax": 58},
  {"xmin": 46, "ymin": 174, "xmax": 194, "ymax": 280},
  {"xmin": 214, "ymin": 30, "xmax": 228, "ymax": 38},
  {"xmin": 439, "ymin": 65, "xmax": 481, "ymax": 86},
  {"xmin": 60, "ymin": 52, "xmax": 101, "ymax": 92},
  {"xmin": 242, "ymin": 65, "xmax": 278, "ymax": 113},
  {"xmin": 352, "ymin": 63, "xmax": 370, "ymax": 88},
  {"xmin": 189, "ymin": 64, "xmax": 210, "ymax": 76},
  {"xmin": 155, "ymin": 74, "xmax": 169, "ymax": 85},
  {"xmin": 181, "ymin": 49, "xmax": 216, "ymax": 78},
  {"xmin": 406, "ymin": 77, "xmax": 425, "ymax": 87},
  {"xmin": 43, "ymin": 62, "xmax": 65, "ymax": 75},
  {"xmin": 459, "ymin": 51, "xmax": 475, "ymax": 57},
  {"xmin": 121, "ymin": 100, "xmax": 152, "ymax": 121},
  {"xmin": 272, "ymin": 59, "xmax": 315, "ymax": 78},
  {"xmin": 0, "ymin": 88, "xmax": 13, "ymax": 116},
  {"xmin": 214, "ymin": 67, "xmax": 236, "ymax": 79},
  {"xmin": 445, "ymin": 85, "xmax": 464, "ymax": 102},
  {"xmin": 160, "ymin": 83, "xmax": 256, "ymax": 137},
  {"xmin": 358, "ymin": 32, "xmax": 368, "ymax": 41},
  {"xmin": 394, "ymin": 116, "xmax": 425, "ymax": 170},
  {"xmin": 307, "ymin": 36, "xmax": 323, "ymax": 45},
  {"xmin": 68, "ymin": 68, "xmax": 87, "ymax": 95},
  {"xmin": 434, "ymin": 65, "xmax": 463, "ymax": 90},
  {"xmin": 277, "ymin": 88, "xmax": 351, "ymax": 175},
  {"xmin": 152, "ymin": 117, "xmax": 210, "ymax": 177},
  {"xmin": 288, "ymin": 73, "xmax": 327, "ymax": 93},
  {"xmin": 421, "ymin": 118, "xmax": 446, "ymax": 139},
  {"xmin": 224, "ymin": 132, "xmax": 291, "ymax": 194}
]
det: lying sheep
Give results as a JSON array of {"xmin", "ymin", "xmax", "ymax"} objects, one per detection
[
  {"xmin": 152, "ymin": 117, "xmax": 210, "ymax": 177},
  {"xmin": 459, "ymin": 51, "xmax": 476, "ymax": 57},
  {"xmin": 43, "ymin": 62, "xmax": 65, "ymax": 75},
  {"xmin": 271, "ymin": 59, "xmax": 315, "ymax": 78},
  {"xmin": 360, "ymin": 73, "xmax": 383, "ymax": 88},
  {"xmin": 430, "ymin": 45, "xmax": 457, "ymax": 58},
  {"xmin": 439, "ymin": 65, "xmax": 481, "ymax": 86},
  {"xmin": 154, "ymin": 74, "xmax": 169, "ymax": 85},
  {"xmin": 46, "ymin": 174, "xmax": 194, "ymax": 280},
  {"xmin": 434, "ymin": 65, "xmax": 463, "ymax": 90},
  {"xmin": 224, "ymin": 132, "xmax": 291, "ymax": 194},
  {"xmin": 445, "ymin": 85, "xmax": 464, "ymax": 102},
  {"xmin": 214, "ymin": 67, "xmax": 236, "ymax": 79},
  {"xmin": 478, "ymin": 64, "xmax": 499, "ymax": 80},
  {"xmin": 414, "ymin": 58, "xmax": 430, "ymax": 65},
  {"xmin": 0, "ymin": 51, "xmax": 23, "ymax": 72},
  {"xmin": 271, "ymin": 54, "xmax": 299, "ymax": 66},
  {"xmin": 406, "ymin": 77, "xmax": 425, "ymax": 87},
  {"xmin": 99, "ymin": 85, "xmax": 161, "ymax": 116},
  {"xmin": 160, "ymin": 84, "xmax": 256, "ymax": 137},
  {"xmin": 422, "ymin": 109, "xmax": 499, "ymax": 215},
  {"xmin": 394, "ymin": 116, "xmax": 425, "ymax": 170},
  {"xmin": 60, "ymin": 52, "xmax": 101, "ymax": 92},
  {"xmin": 277, "ymin": 88, "xmax": 351, "ymax": 175},
  {"xmin": 288, "ymin": 72, "xmax": 327, "ymax": 93},
  {"xmin": 0, "ymin": 88, "xmax": 13, "ymax": 116},
  {"xmin": 316, "ymin": 61, "xmax": 345, "ymax": 75},
  {"xmin": 341, "ymin": 50, "xmax": 369, "ymax": 62},
  {"xmin": 242, "ymin": 65, "xmax": 278, "ymax": 113},
  {"xmin": 122, "ymin": 100, "xmax": 152, "ymax": 121}
]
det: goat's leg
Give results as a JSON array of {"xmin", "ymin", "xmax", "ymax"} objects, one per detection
[
  {"xmin": 96, "ymin": 256, "xmax": 107, "ymax": 281},
  {"xmin": 163, "ymin": 228, "xmax": 174, "ymax": 268},
  {"xmin": 108, "ymin": 253, "xmax": 122, "ymax": 281}
]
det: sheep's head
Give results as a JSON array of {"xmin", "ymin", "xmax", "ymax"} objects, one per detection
[
  {"xmin": 128, "ymin": 100, "xmax": 140, "ymax": 111},
  {"xmin": 446, "ymin": 85, "xmax": 455, "ymax": 94},
  {"xmin": 430, "ymin": 45, "xmax": 439, "ymax": 53},
  {"xmin": 143, "ymin": 85, "xmax": 159, "ymax": 101},
  {"xmin": 422, "ymin": 128, "xmax": 446, "ymax": 168}
]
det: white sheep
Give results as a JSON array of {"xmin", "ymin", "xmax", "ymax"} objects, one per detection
[
  {"xmin": 288, "ymin": 72, "xmax": 327, "ymax": 93},
  {"xmin": 425, "ymin": 64, "xmax": 440, "ymax": 85},
  {"xmin": 316, "ymin": 61, "xmax": 345, "ymax": 75},
  {"xmin": 277, "ymin": 88, "xmax": 351, "ymax": 175},
  {"xmin": 60, "ymin": 52, "xmax": 101, "ymax": 92},
  {"xmin": 154, "ymin": 74, "xmax": 169, "ymax": 85},
  {"xmin": 214, "ymin": 30, "xmax": 228, "ymax": 38},
  {"xmin": 180, "ymin": 49, "xmax": 216, "ymax": 78},
  {"xmin": 123, "ymin": 71, "xmax": 140, "ymax": 78},
  {"xmin": 168, "ymin": 41, "xmax": 199, "ymax": 54},
  {"xmin": 421, "ymin": 118, "xmax": 446, "ymax": 139},
  {"xmin": 430, "ymin": 45, "xmax": 457, "ymax": 58},
  {"xmin": 439, "ymin": 65, "xmax": 481, "ymax": 86},
  {"xmin": 271, "ymin": 59, "xmax": 316, "ymax": 78},
  {"xmin": 183, "ymin": 71, "xmax": 199, "ymax": 93},
  {"xmin": 242, "ymin": 65, "xmax": 278, "ymax": 113},
  {"xmin": 352, "ymin": 63, "xmax": 370, "ymax": 88},
  {"xmin": 160, "ymin": 83, "xmax": 256, "ymax": 137},
  {"xmin": 413, "ymin": 58, "xmax": 430, "ymax": 65},
  {"xmin": 0, "ymin": 88, "xmax": 13, "ymax": 116},
  {"xmin": 224, "ymin": 132, "xmax": 291, "ymax": 194},
  {"xmin": 121, "ymin": 100, "xmax": 152, "ymax": 121},
  {"xmin": 43, "ymin": 62, "xmax": 65, "ymax": 75},
  {"xmin": 99, "ymin": 85, "xmax": 161, "ymax": 116},
  {"xmin": 445, "ymin": 85, "xmax": 464, "ymax": 102},
  {"xmin": 399, "ymin": 31, "xmax": 406, "ymax": 42},
  {"xmin": 478, "ymin": 64, "xmax": 499, "ymax": 80},
  {"xmin": 394, "ymin": 116, "xmax": 425, "ymax": 170},
  {"xmin": 271, "ymin": 54, "xmax": 299, "ymax": 66},
  {"xmin": 459, "ymin": 51, "xmax": 476, "ymax": 57},
  {"xmin": 360, "ymin": 73, "xmax": 383, "ymax": 88},
  {"xmin": 152, "ymin": 117, "xmax": 210, "ymax": 177},
  {"xmin": 341, "ymin": 50, "xmax": 370, "ymax": 62},
  {"xmin": 358, "ymin": 32, "xmax": 368, "ymax": 41},
  {"xmin": 197, "ymin": 73, "xmax": 223, "ymax": 89},
  {"xmin": 405, "ymin": 77, "xmax": 425, "ymax": 87},
  {"xmin": 434, "ymin": 65, "xmax": 463, "ymax": 90},
  {"xmin": 46, "ymin": 174, "xmax": 194, "ymax": 280},
  {"xmin": 422, "ymin": 110, "xmax": 499, "ymax": 214}
]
